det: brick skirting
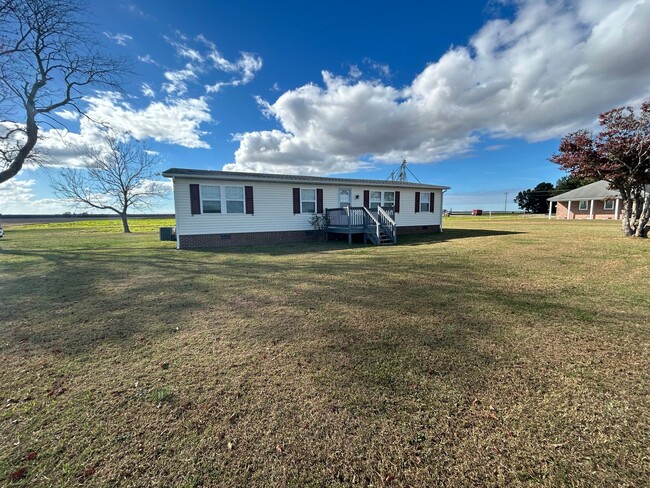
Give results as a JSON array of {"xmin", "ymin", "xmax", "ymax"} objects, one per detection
[
  {"xmin": 397, "ymin": 225, "xmax": 441, "ymax": 235},
  {"xmin": 179, "ymin": 230, "xmax": 318, "ymax": 249},
  {"xmin": 179, "ymin": 225, "xmax": 441, "ymax": 249}
]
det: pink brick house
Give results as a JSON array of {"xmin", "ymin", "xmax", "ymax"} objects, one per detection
[{"xmin": 547, "ymin": 180, "xmax": 621, "ymax": 220}]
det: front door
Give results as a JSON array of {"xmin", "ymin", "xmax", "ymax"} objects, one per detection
[{"xmin": 338, "ymin": 188, "xmax": 352, "ymax": 208}]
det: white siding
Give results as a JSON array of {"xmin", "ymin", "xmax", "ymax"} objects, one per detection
[{"xmin": 172, "ymin": 177, "xmax": 442, "ymax": 236}]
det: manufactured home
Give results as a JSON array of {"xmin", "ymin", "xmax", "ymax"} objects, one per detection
[{"xmin": 162, "ymin": 168, "xmax": 450, "ymax": 249}]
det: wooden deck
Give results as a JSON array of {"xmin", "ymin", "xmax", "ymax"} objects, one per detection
[{"xmin": 325, "ymin": 207, "xmax": 397, "ymax": 245}]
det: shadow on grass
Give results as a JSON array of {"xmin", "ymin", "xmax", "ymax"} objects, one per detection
[
  {"xmin": 399, "ymin": 227, "xmax": 524, "ymax": 246},
  {"xmin": 1, "ymin": 247, "xmax": 204, "ymax": 356},
  {"xmin": 175, "ymin": 228, "xmax": 525, "ymax": 257}
]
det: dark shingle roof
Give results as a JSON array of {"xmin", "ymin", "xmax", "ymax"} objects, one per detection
[
  {"xmin": 547, "ymin": 180, "xmax": 620, "ymax": 201},
  {"xmin": 162, "ymin": 168, "xmax": 450, "ymax": 190}
]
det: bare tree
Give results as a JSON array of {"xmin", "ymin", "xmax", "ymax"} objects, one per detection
[
  {"xmin": 0, "ymin": 0, "xmax": 125, "ymax": 184},
  {"xmin": 51, "ymin": 135, "xmax": 170, "ymax": 232}
]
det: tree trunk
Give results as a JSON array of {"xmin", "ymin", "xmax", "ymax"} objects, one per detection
[
  {"xmin": 120, "ymin": 213, "xmax": 131, "ymax": 233},
  {"xmin": 621, "ymin": 198, "xmax": 634, "ymax": 236},
  {"xmin": 634, "ymin": 191, "xmax": 650, "ymax": 238},
  {"xmin": 0, "ymin": 104, "xmax": 38, "ymax": 184}
]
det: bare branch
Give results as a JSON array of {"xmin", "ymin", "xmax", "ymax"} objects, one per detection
[{"xmin": 0, "ymin": 0, "xmax": 128, "ymax": 184}]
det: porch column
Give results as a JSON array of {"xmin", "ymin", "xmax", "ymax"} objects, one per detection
[
  {"xmin": 589, "ymin": 199, "xmax": 595, "ymax": 219},
  {"xmin": 614, "ymin": 199, "xmax": 620, "ymax": 220},
  {"xmin": 567, "ymin": 200, "xmax": 572, "ymax": 220},
  {"xmin": 548, "ymin": 202, "xmax": 553, "ymax": 219}
]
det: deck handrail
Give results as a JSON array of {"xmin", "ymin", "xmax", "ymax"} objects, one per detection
[
  {"xmin": 363, "ymin": 207, "xmax": 381, "ymax": 244},
  {"xmin": 377, "ymin": 206, "xmax": 397, "ymax": 242}
]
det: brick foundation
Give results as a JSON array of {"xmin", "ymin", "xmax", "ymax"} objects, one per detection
[
  {"xmin": 179, "ymin": 230, "xmax": 318, "ymax": 249},
  {"xmin": 397, "ymin": 225, "xmax": 441, "ymax": 235},
  {"xmin": 180, "ymin": 225, "xmax": 441, "ymax": 249}
]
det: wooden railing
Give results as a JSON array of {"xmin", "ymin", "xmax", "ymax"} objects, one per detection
[
  {"xmin": 363, "ymin": 207, "xmax": 381, "ymax": 244},
  {"xmin": 377, "ymin": 206, "xmax": 397, "ymax": 242},
  {"xmin": 380, "ymin": 206, "xmax": 395, "ymax": 220},
  {"xmin": 325, "ymin": 206, "xmax": 397, "ymax": 245},
  {"xmin": 326, "ymin": 207, "xmax": 366, "ymax": 227}
]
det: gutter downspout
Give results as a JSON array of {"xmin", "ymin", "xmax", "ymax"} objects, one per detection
[
  {"xmin": 441, "ymin": 189, "xmax": 448, "ymax": 232},
  {"xmin": 172, "ymin": 177, "xmax": 180, "ymax": 250}
]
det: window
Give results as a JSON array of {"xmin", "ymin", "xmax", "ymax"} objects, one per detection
[
  {"xmin": 368, "ymin": 190, "xmax": 395, "ymax": 210},
  {"xmin": 383, "ymin": 191, "xmax": 395, "ymax": 208},
  {"xmin": 420, "ymin": 192, "xmax": 430, "ymax": 212},
  {"xmin": 201, "ymin": 185, "xmax": 245, "ymax": 214},
  {"xmin": 579, "ymin": 200, "xmax": 588, "ymax": 210},
  {"xmin": 603, "ymin": 200, "xmax": 614, "ymax": 210},
  {"xmin": 225, "ymin": 186, "xmax": 244, "ymax": 214},
  {"xmin": 370, "ymin": 191, "xmax": 382, "ymax": 210},
  {"xmin": 301, "ymin": 189, "xmax": 316, "ymax": 213},
  {"xmin": 202, "ymin": 185, "xmax": 221, "ymax": 213}
]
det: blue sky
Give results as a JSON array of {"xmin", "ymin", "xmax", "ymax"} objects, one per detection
[{"xmin": 2, "ymin": 0, "xmax": 650, "ymax": 213}]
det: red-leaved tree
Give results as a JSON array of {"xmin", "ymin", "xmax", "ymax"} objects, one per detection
[{"xmin": 550, "ymin": 102, "xmax": 650, "ymax": 237}]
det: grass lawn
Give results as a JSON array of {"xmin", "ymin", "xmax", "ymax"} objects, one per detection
[{"xmin": 1, "ymin": 217, "xmax": 648, "ymax": 486}]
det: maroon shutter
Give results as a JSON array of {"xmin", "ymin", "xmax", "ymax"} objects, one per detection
[
  {"xmin": 316, "ymin": 188, "xmax": 324, "ymax": 214},
  {"xmin": 415, "ymin": 191, "xmax": 420, "ymax": 213},
  {"xmin": 363, "ymin": 190, "xmax": 370, "ymax": 208},
  {"xmin": 395, "ymin": 191, "xmax": 401, "ymax": 213},
  {"xmin": 430, "ymin": 192, "xmax": 435, "ymax": 213},
  {"xmin": 245, "ymin": 186, "xmax": 254, "ymax": 215},
  {"xmin": 293, "ymin": 188, "xmax": 301, "ymax": 214},
  {"xmin": 190, "ymin": 184, "xmax": 201, "ymax": 215}
]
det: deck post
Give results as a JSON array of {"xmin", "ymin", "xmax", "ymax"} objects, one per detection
[{"xmin": 348, "ymin": 208, "xmax": 352, "ymax": 244}]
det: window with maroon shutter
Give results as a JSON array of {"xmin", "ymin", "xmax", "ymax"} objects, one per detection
[
  {"xmin": 190, "ymin": 184, "xmax": 201, "ymax": 215},
  {"xmin": 414, "ymin": 191, "xmax": 420, "ymax": 213},
  {"xmin": 292, "ymin": 188, "xmax": 300, "ymax": 214},
  {"xmin": 395, "ymin": 191, "xmax": 401, "ymax": 213},
  {"xmin": 316, "ymin": 188, "xmax": 324, "ymax": 214},
  {"xmin": 245, "ymin": 186, "xmax": 254, "ymax": 215},
  {"xmin": 419, "ymin": 192, "xmax": 430, "ymax": 212},
  {"xmin": 363, "ymin": 190, "xmax": 370, "ymax": 208},
  {"xmin": 430, "ymin": 192, "xmax": 435, "ymax": 213}
]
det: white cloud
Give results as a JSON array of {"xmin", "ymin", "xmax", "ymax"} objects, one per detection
[
  {"xmin": 56, "ymin": 110, "xmax": 80, "ymax": 121},
  {"xmin": 0, "ymin": 178, "xmax": 73, "ymax": 213},
  {"xmin": 230, "ymin": 0, "xmax": 650, "ymax": 175},
  {"xmin": 162, "ymin": 65, "xmax": 198, "ymax": 96},
  {"xmin": 80, "ymin": 92, "xmax": 212, "ymax": 149},
  {"xmin": 103, "ymin": 32, "xmax": 133, "ymax": 46},
  {"xmin": 363, "ymin": 58, "xmax": 391, "ymax": 78},
  {"xmin": 3, "ymin": 91, "xmax": 212, "ymax": 170},
  {"xmin": 138, "ymin": 54, "xmax": 159, "ymax": 65},
  {"xmin": 164, "ymin": 35, "xmax": 204, "ymax": 62},
  {"xmin": 141, "ymin": 83, "xmax": 155, "ymax": 98},
  {"xmin": 204, "ymin": 51, "xmax": 263, "ymax": 92},
  {"xmin": 348, "ymin": 65, "xmax": 362, "ymax": 79},
  {"xmin": 0, "ymin": 178, "xmax": 36, "ymax": 203},
  {"xmin": 159, "ymin": 33, "xmax": 263, "ymax": 95}
]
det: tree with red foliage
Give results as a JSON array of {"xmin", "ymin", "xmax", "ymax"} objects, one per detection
[{"xmin": 550, "ymin": 102, "xmax": 650, "ymax": 237}]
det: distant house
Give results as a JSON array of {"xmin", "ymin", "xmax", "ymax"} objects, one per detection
[
  {"xmin": 162, "ymin": 168, "xmax": 449, "ymax": 249},
  {"xmin": 547, "ymin": 180, "xmax": 621, "ymax": 220}
]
